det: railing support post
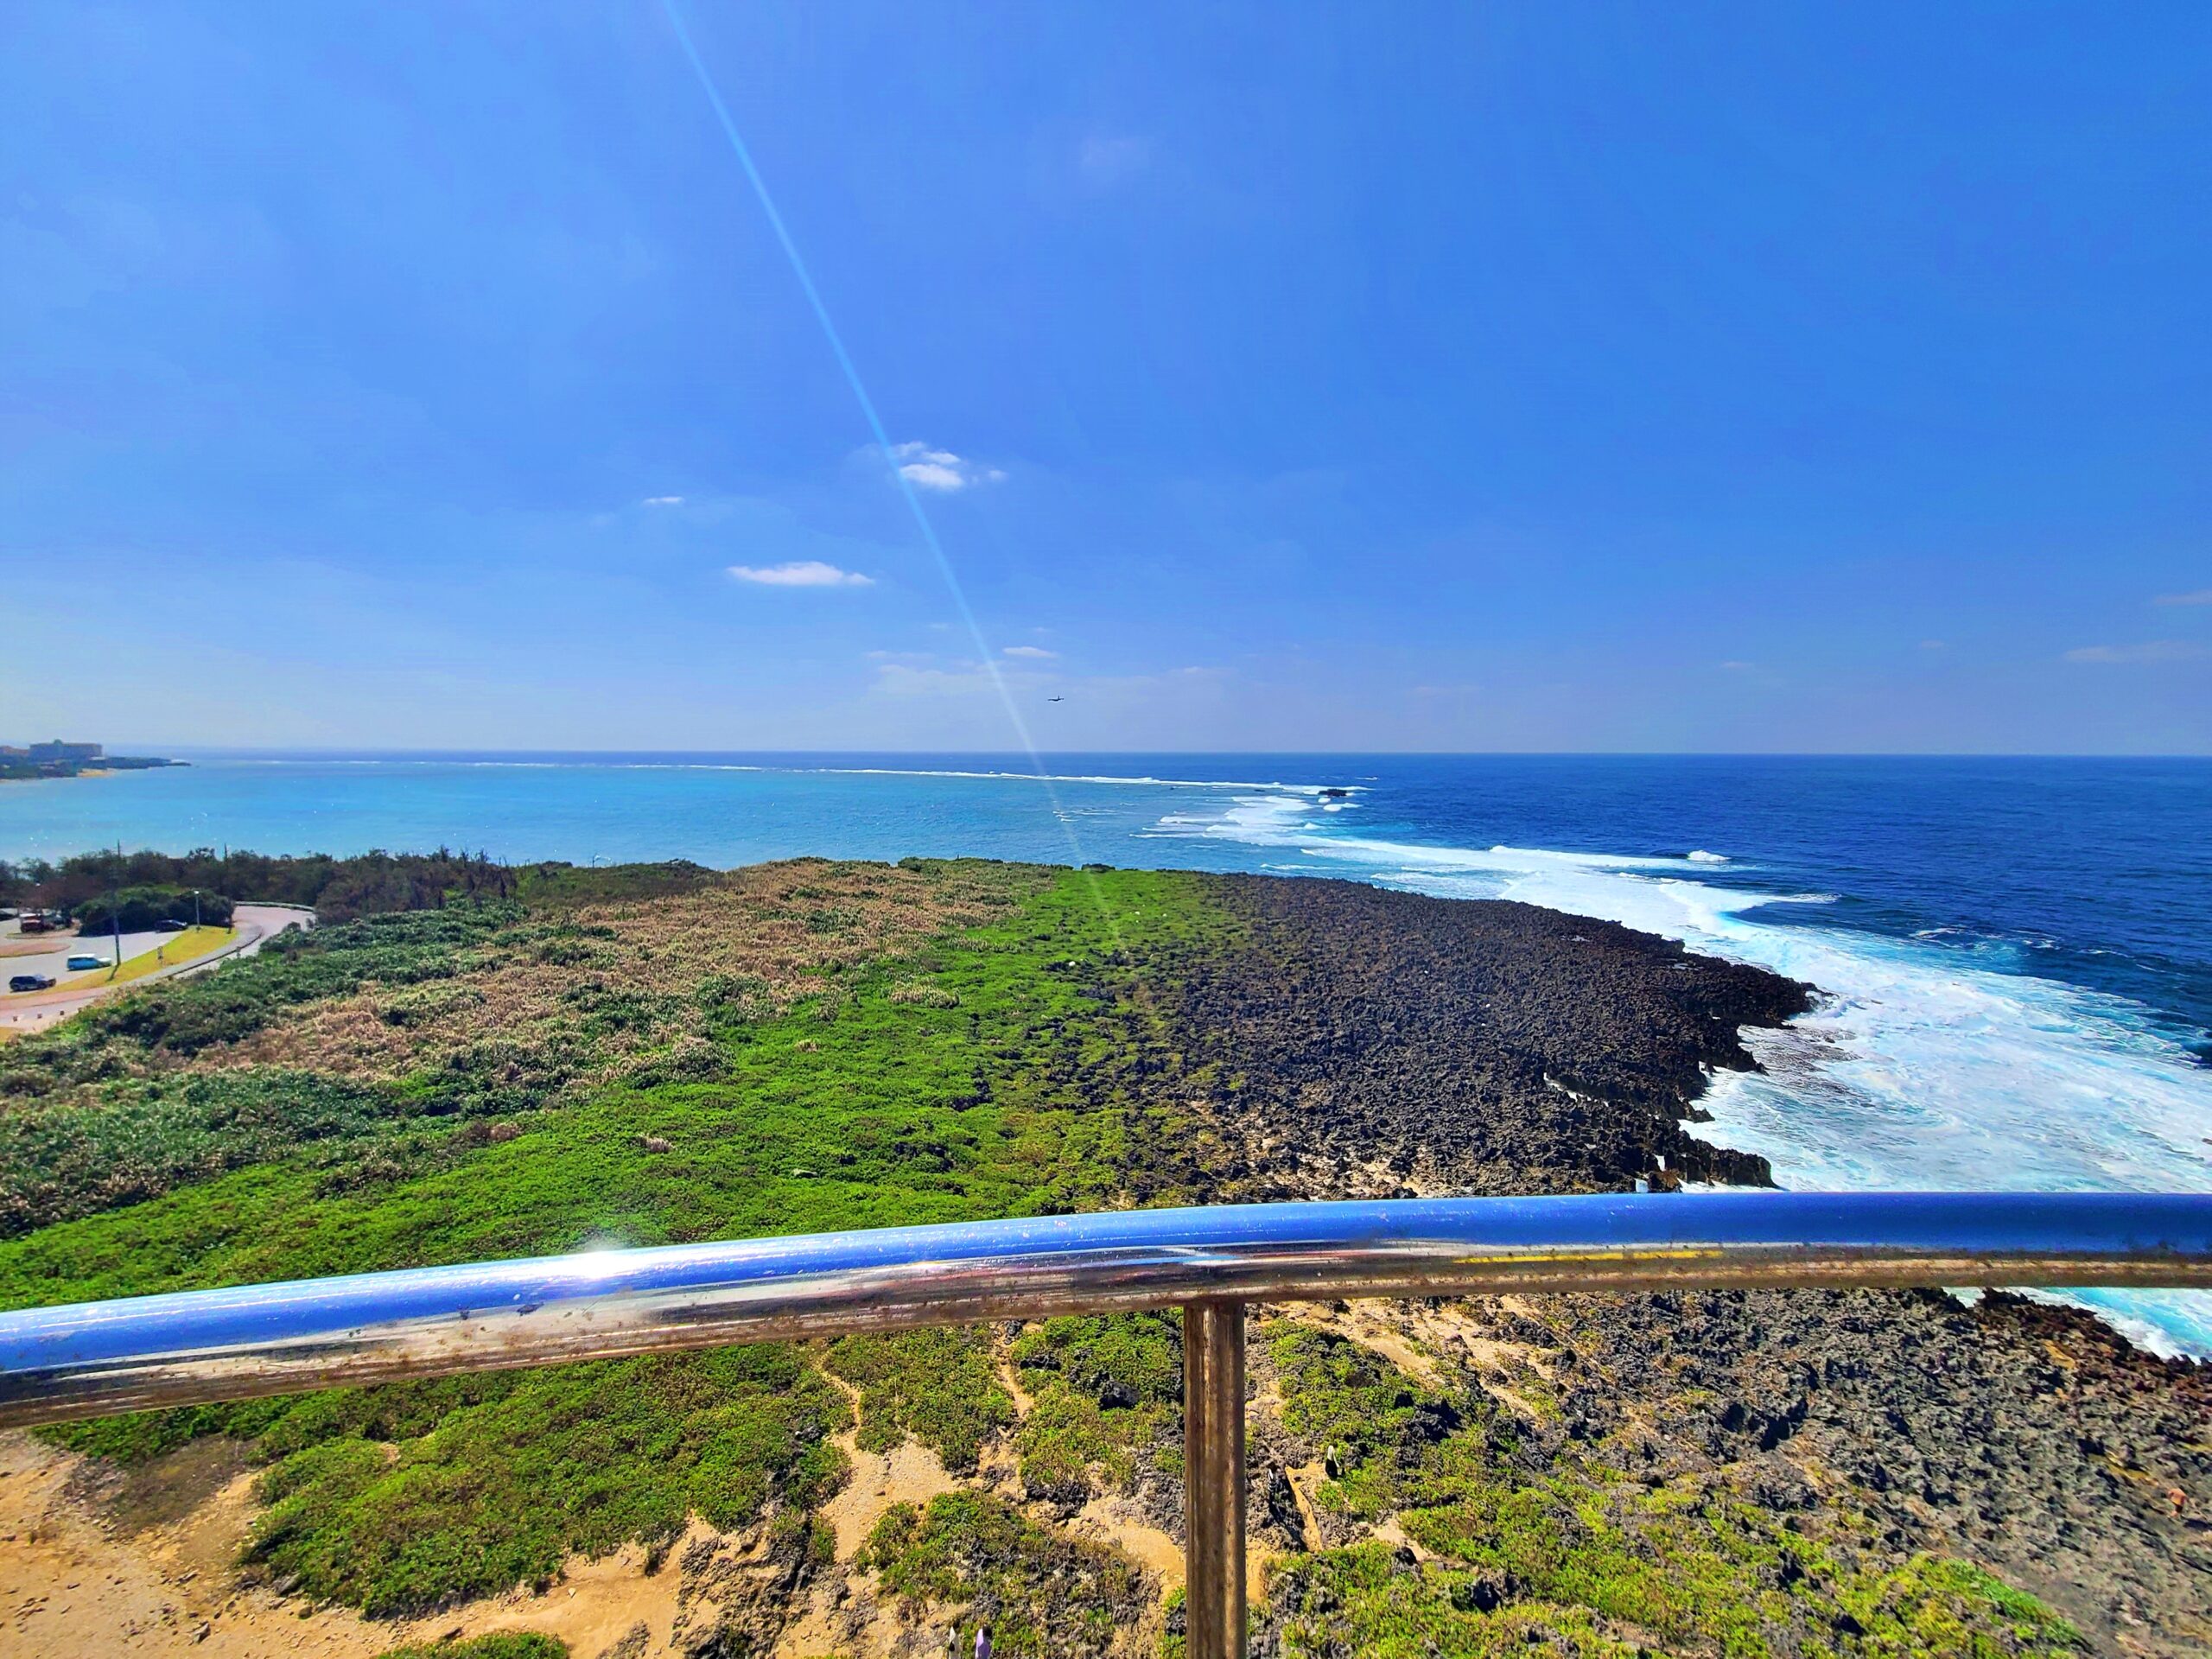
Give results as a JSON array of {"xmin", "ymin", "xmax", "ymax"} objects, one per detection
[{"xmin": 1183, "ymin": 1298, "xmax": 1247, "ymax": 1659}]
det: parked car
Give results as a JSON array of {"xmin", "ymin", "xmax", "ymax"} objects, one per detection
[
  {"xmin": 67, "ymin": 955, "xmax": 105, "ymax": 972},
  {"xmin": 9, "ymin": 974, "xmax": 55, "ymax": 993},
  {"xmin": 17, "ymin": 913, "xmax": 52, "ymax": 934},
  {"xmin": 155, "ymin": 918, "xmax": 188, "ymax": 932}
]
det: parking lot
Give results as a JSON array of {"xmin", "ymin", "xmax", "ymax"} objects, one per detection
[{"xmin": 0, "ymin": 906, "xmax": 308, "ymax": 1037}]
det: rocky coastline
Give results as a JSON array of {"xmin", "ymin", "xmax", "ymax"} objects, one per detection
[
  {"xmin": 0, "ymin": 860, "xmax": 2202, "ymax": 1656},
  {"xmin": 1154, "ymin": 876, "xmax": 2210, "ymax": 1654}
]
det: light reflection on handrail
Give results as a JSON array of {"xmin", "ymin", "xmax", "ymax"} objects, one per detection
[{"xmin": 3, "ymin": 1191, "xmax": 2209, "ymax": 1428}]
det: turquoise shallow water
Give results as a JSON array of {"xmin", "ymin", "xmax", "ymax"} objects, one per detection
[{"xmin": 6, "ymin": 750, "xmax": 2209, "ymax": 1351}]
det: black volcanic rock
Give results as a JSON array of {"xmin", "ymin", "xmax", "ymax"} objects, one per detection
[
  {"xmin": 1157, "ymin": 875, "xmax": 1813, "ymax": 1197},
  {"xmin": 1128, "ymin": 874, "xmax": 2208, "ymax": 1653}
]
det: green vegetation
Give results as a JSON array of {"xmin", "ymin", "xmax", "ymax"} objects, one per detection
[
  {"xmin": 1262, "ymin": 1318, "xmax": 2086, "ymax": 1657},
  {"xmin": 0, "ymin": 753, "xmax": 178, "ymax": 783},
  {"xmin": 20, "ymin": 906, "xmax": 521, "ymax": 1078},
  {"xmin": 244, "ymin": 1348, "xmax": 848, "ymax": 1616},
  {"xmin": 0, "ymin": 860, "xmax": 1230, "ymax": 1619},
  {"xmin": 69, "ymin": 884, "xmax": 235, "ymax": 933},
  {"xmin": 0, "ymin": 906, "xmax": 607, "ymax": 1236},
  {"xmin": 372, "ymin": 1635, "xmax": 568, "ymax": 1659},
  {"xmin": 1010, "ymin": 1311, "xmax": 1184, "ymax": 1507},
  {"xmin": 1268, "ymin": 1537, "xmax": 2086, "ymax": 1658},
  {"xmin": 0, "ymin": 1068, "xmax": 429, "ymax": 1236},
  {"xmin": 824, "ymin": 1328, "xmax": 1014, "ymax": 1472},
  {"xmin": 1, "ymin": 845, "xmax": 536, "ymax": 922},
  {"xmin": 509, "ymin": 856, "xmax": 720, "ymax": 908},
  {"xmin": 859, "ymin": 1491, "xmax": 1148, "ymax": 1656},
  {"xmin": 0, "ymin": 851, "xmax": 2088, "ymax": 1652}
]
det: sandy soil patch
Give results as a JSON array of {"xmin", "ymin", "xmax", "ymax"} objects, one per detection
[
  {"xmin": 0, "ymin": 1432, "xmax": 694, "ymax": 1659},
  {"xmin": 819, "ymin": 1438, "xmax": 964, "ymax": 1565},
  {"xmin": 1073, "ymin": 1494, "xmax": 1182, "ymax": 1586}
]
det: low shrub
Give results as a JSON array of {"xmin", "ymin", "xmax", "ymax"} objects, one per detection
[
  {"xmin": 374, "ymin": 1633, "xmax": 569, "ymax": 1659},
  {"xmin": 71, "ymin": 887, "xmax": 235, "ymax": 933}
]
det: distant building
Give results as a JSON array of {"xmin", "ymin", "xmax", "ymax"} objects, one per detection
[
  {"xmin": 27, "ymin": 741, "xmax": 102, "ymax": 764},
  {"xmin": 0, "ymin": 747, "xmax": 26, "ymax": 761}
]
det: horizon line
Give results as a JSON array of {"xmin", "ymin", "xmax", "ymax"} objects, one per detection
[{"xmin": 111, "ymin": 746, "xmax": 2212, "ymax": 762}]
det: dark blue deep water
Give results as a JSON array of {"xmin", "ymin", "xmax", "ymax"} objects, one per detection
[
  {"xmin": 4, "ymin": 753, "xmax": 2208, "ymax": 1348},
  {"xmin": 1308, "ymin": 755, "xmax": 2212, "ymax": 1046}
]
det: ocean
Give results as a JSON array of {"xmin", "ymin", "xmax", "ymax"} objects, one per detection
[{"xmin": 5, "ymin": 751, "xmax": 2209, "ymax": 1352}]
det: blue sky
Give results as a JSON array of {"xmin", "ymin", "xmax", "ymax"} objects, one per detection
[{"xmin": 4, "ymin": 3, "xmax": 2209, "ymax": 753}]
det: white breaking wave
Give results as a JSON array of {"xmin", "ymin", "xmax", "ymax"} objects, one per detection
[
  {"xmin": 1160, "ymin": 788, "xmax": 2212, "ymax": 1356},
  {"xmin": 800, "ymin": 766, "xmax": 1360, "ymax": 793},
  {"xmin": 219, "ymin": 757, "xmax": 1366, "ymax": 795}
]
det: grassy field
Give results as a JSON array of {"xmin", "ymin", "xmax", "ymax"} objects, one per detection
[
  {"xmin": 1, "ymin": 860, "xmax": 1233, "ymax": 1650},
  {"xmin": 0, "ymin": 858, "xmax": 2090, "ymax": 1657}
]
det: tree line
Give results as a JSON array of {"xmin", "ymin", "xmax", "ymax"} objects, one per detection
[{"xmin": 0, "ymin": 848, "xmax": 519, "ymax": 925}]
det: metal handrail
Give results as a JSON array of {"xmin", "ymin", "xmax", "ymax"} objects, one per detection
[{"xmin": 5, "ymin": 1190, "xmax": 2210, "ymax": 1658}]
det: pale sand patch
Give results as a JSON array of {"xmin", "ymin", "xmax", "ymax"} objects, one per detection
[
  {"xmin": 1281, "ymin": 1464, "xmax": 1327, "ymax": 1554},
  {"xmin": 1074, "ymin": 1495, "xmax": 1181, "ymax": 1586},
  {"xmin": 1389, "ymin": 1300, "xmax": 1558, "ymax": 1419},
  {"xmin": 819, "ymin": 1440, "xmax": 963, "ymax": 1564},
  {"xmin": 0, "ymin": 1432, "xmax": 693, "ymax": 1659},
  {"xmin": 1478, "ymin": 1380, "xmax": 1550, "ymax": 1423},
  {"xmin": 1332, "ymin": 1306, "xmax": 1443, "ymax": 1388},
  {"xmin": 996, "ymin": 1353, "xmax": 1035, "ymax": 1416},
  {"xmin": 974, "ymin": 1433, "xmax": 1022, "ymax": 1495},
  {"xmin": 1286, "ymin": 1297, "xmax": 1560, "ymax": 1421},
  {"xmin": 1248, "ymin": 1541, "xmax": 1280, "ymax": 1609},
  {"xmin": 1459, "ymin": 1336, "xmax": 1550, "ymax": 1376},
  {"xmin": 768, "ymin": 1580, "xmax": 844, "ymax": 1659},
  {"xmin": 411, "ymin": 1527, "xmax": 693, "ymax": 1659}
]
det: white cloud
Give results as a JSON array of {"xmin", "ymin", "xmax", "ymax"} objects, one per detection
[
  {"xmin": 2154, "ymin": 588, "xmax": 2212, "ymax": 607},
  {"xmin": 902, "ymin": 461, "xmax": 965, "ymax": 492},
  {"xmin": 1719, "ymin": 659, "xmax": 1757, "ymax": 671},
  {"xmin": 1002, "ymin": 645, "xmax": 1057, "ymax": 659},
  {"xmin": 872, "ymin": 660, "xmax": 995, "ymax": 696},
  {"xmin": 642, "ymin": 494, "xmax": 684, "ymax": 507},
  {"xmin": 872, "ymin": 659, "xmax": 1223, "ymax": 703},
  {"xmin": 2062, "ymin": 640, "xmax": 2203, "ymax": 664},
  {"xmin": 1078, "ymin": 134, "xmax": 1152, "ymax": 186},
  {"xmin": 892, "ymin": 442, "xmax": 1006, "ymax": 493},
  {"xmin": 728, "ymin": 560, "xmax": 874, "ymax": 588}
]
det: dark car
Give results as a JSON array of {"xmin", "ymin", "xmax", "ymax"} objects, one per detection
[
  {"xmin": 155, "ymin": 918, "xmax": 188, "ymax": 932},
  {"xmin": 9, "ymin": 974, "xmax": 56, "ymax": 993}
]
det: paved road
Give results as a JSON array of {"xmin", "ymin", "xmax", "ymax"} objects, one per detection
[
  {"xmin": 2, "ymin": 926, "xmax": 178, "ymax": 979},
  {"xmin": 0, "ymin": 905, "xmax": 314, "ymax": 1038}
]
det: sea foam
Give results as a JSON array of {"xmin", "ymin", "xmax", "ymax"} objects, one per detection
[{"xmin": 1160, "ymin": 787, "xmax": 2212, "ymax": 1355}]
